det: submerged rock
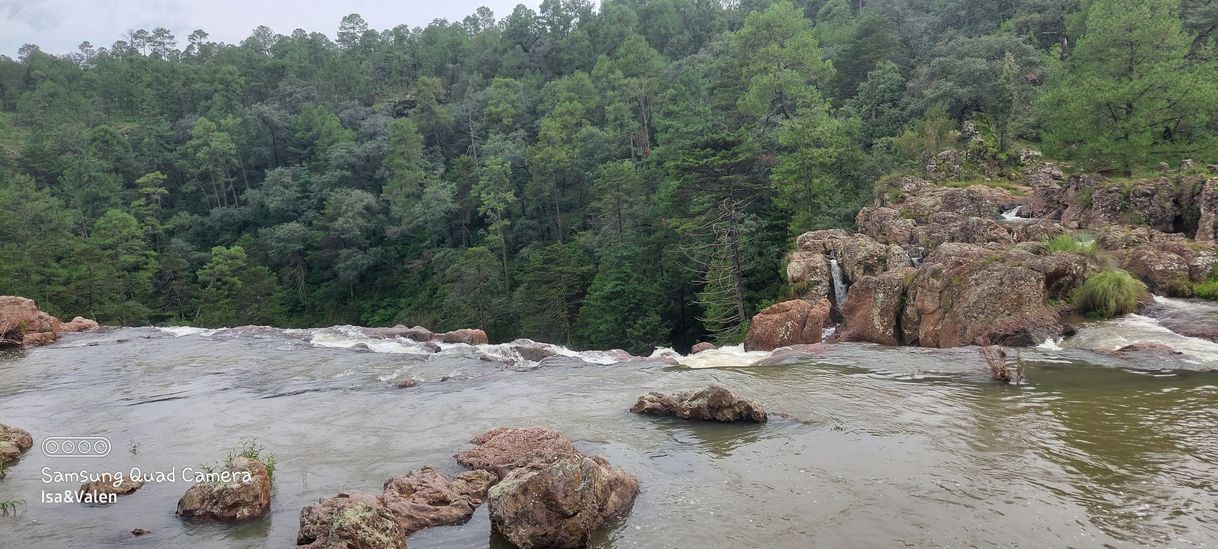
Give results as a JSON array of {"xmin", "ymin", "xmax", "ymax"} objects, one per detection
[
  {"xmin": 488, "ymin": 454, "xmax": 639, "ymax": 549},
  {"xmin": 630, "ymin": 384, "xmax": 767, "ymax": 423},
  {"xmin": 298, "ymin": 492, "xmax": 406, "ymax": 549},
  {"xmin": 439, "ymin": 328, "xmax": 489, "ymax": 345},
  {"xmin": 80, "ymin": 474, "xmax": 144, "ymax": 502},
  {"xmin": 454, "ymin": 427, "xmax": 579, "ymax": 476},
  {"xmin": 744, "ymin": 299, "xmax": 831, "ymax": 352},
  {"xmin": 176, "ymin": 457, "xmax": 272, "ymax": 522},
  {"xmin": 0, "ymin": 423, "xmax": 33, "ymax": 467}
]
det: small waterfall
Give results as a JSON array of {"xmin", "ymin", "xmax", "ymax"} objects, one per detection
[
  {"xmin": 829, "ymin": 258, "xmax": 849, "ymax": 309},
  {"xmin": 1001, "ymin": 205, "xmax": 1022, "ymax": 220},
  {"xmin": 908, "ymin": 247, "xmax": 925, "ymax": 268}
]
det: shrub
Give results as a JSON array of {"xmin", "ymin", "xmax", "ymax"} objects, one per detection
[
  {"xmin": 1046, "ymin": 233, "xmax": 1097, "ymax": 254},
  {"xmin": 1195, "ymin": 279, "xmax": 1218, "ymax": 300},
  {"xmin": 1072, "ymin": 269, "xmax": 1147, "ymax": 319}
]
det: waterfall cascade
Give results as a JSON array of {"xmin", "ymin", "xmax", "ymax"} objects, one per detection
[
  {"xmin": 829, "ymin": 257, "xmax": 849, "ymax": 309},
  {"xmin": 908, "ymin": 247, "xmax": 925, "ymax": 268}
]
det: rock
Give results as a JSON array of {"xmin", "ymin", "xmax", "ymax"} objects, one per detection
[
  {"xmin": 785, "ymin": 250, "xmax": 831, "ymax": 301},
  {"xmin": 21, "ymin": 331, "xmax": 56, "ymax": 347},
  {"xmin": 80, "ymin": 474, "xmax": 145, "ymax": 502},
  {"xmin": 925, "ymin": 215, "xmax": 1013, "ymax": 248},
  {"xmin": 751, "ymin": 343, "xmax": 833, "ymax": 366},
  {"xmin": 0, "ymin": 423, "xmax": 33, "ymax": 466},
  {"xmin": 402, "ymin": 326, "xmax": 434, "ymax": 342},
  {"xmin": 1196, "ymin": 179, "xmax": 1218, "ymax": 242},
  {"xmin": 488, "ymin": 454, "xmax": 639, "ymax": 549},
  {"xmin": 454, "ymin": 427, "xmax": 579, "ymax": 477},
  {"xmin": 829, "ymin": 234, "xmax": 902, "ymax": 283},
  {"xmin": 690, "ymin": 342, "xmax": 716, "ymax": 354},
  {"xmin": 298, "ymin": 492, "xmax": 406, "ymax": 549},
  {"xmin": 925, "ymin": 149, "xmax": 965, "ymax": 181},
  {"xmin": 902, "ymin": 243, "xmax": 1062, "ymax": 347},
  {"xmin": 1122, "ymin": 246, "xmax": 1191, "ymax": 296},
  {"xmin": 840, "ymin": 268, "xmax": 917, "ymax": 346},
  {"xmin": 509, "ymin": 339, "xmax": 558, "ymax": 362},
  {"xmin": 856, "ymin": 207, "xmax": 918, "ymax": 246},
  {"xmin": 379, "ymin": 466, "xmax": 497, "ymax": 535},
  {"xmin": 396, "ymin": 378, "xmax": 419, "ymax": 388},
  {"xmin": 630, "ymin": 384, "xmax": 767, "ymax": 423},
  {"xmin": 1109, "ymin": 342, "xmax": 1183, "ymax": 356},
  {"xmin": 0, "ymin": 296, "xmax": 60, "ymax": 348},
  {"xmin": 60, "ymin": 316, "xmax": 99, "ymax": 333},
  {"xmin": 438, "ymin": 329, "xmax": 489, "ymax": 345},
  {"xmin": 897, "ymin": 185, "xmax": 1012, "ymax": 224},
  {"xmin": 743, "ymin": 299, "xmax": 831, "ymax": 352},
  {"xmin": 131, "ymin": 529, "xmax": 151, "ymax": 537},
  {"xmin": 175, "ymin": 457, "xmax": 272, "ymax": 522}
]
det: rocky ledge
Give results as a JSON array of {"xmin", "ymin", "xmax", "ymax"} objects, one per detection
[
  {"xmin": 0, "ymin": 296, "xmax": 98, "ymax": 349},
  {"xmin": 0, "ymin": 423, "xmax": 33, "ymax": 472},
  {"xmin": 748, "ymin": 157, "xmax": 1218, "ymax": 349}
]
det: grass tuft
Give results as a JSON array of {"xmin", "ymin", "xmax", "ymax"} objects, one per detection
[{"xmin": 1072, "ymin": 269, "xmax": 1147, "ymax": 319}]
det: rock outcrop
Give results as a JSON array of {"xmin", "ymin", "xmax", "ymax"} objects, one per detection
[
  {"xmin": 743, "ymin": 299, "xmax": 831, "ymax": 352},
  {"xmin": 690, "ymin": 342, "xmax": 716, "ymax": 354},
  {"xmin": 630, "ymin": 384, "xmax": 767, "ymax": 423},
  {"xmin": 0, "ymin": 296, "xmax": 98, "ymax": 349},
  {"xmin": 0, "ymin": 423, "xmax": 33, "ymax": 467},
  {"xmin": 176, "ymin": 457, "xmax": 272, "ymax": 522},
  {"xmin": 840, "ymin": 268, "xmax": 917, "ymax": 346},
  {"xmin": 488, "ymin": 455, "xmax": 639, "ymax": 549},
  {"xmin": 298, "ymin": 466, "xmax": 496, "ymax": 547}
]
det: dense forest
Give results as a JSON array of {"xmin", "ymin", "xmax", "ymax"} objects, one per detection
[{"xmin": 1, "ymin": 0, "xmax": 1216, "ymax": 352}]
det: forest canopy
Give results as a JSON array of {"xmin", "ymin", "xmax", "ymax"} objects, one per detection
[{"xmin": 1, "ymin": 0, "xmax": 1216, "ymax": 353}]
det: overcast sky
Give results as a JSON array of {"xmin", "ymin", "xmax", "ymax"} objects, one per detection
[{"xmin": 0, "ymin": 0, "xmax": 539, "ymax": 57}]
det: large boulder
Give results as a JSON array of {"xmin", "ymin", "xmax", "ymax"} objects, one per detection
[
  {"xmin": 897, "ymin": 185, "xmax": 1013, "ymax": 224},
  {"xmin": 438, "ymin": 329, "xmax": 489, "ymax": 345},
  {"xmin": 856, "ymin": 207, "xmax": 918, "ymax": 246},
  {"xmin": 690, "ymin": 342, "xmax": 716, "ymax": 354},
  {"xmin": 298, "ymin": 492, "xmax": 406, "ymax": 549},
  {"xmin": 379, "ymin": 466, "xmax": 496, "ymax": 534},
  {"xmin": 0, "ymin": 296, "xmax": 98, "ymax": 349},
  {"xmin": 176, "ymin": 457, "xmax": 272, "ymax": 522},
  {"xmin": 785, "ymin": 250, "xmax": 831, "ymax": 301},
  {"xmin": 0, "ymin": 423, "xmax": 33, "ymax": 467},
  {"xmin": 1196, "ymin": 179, "xmax": 1218, "ymax": 242},
  {"xmin": 630, "ymin": 384, "xmax": 767, "ymax": 423},
  {"xmin": 840, "ymin": 268, "xmax": 917, "ymax": 346},
  {"xmin": 743, "ymin": 299, "xmax": 831, "ymax": 352},
  {"xmin": 454, "ymin": 427, "xmax": 579, "ymax": 477},
  {"xmin": 1122, "ymin": 246, "xmax": 1192, "ymax": 296},
  {"xmin": 902, "ymin": 244, "xmax": 1062, "ymax": 347},
  {"xmin": 488, "ymin": 455, "xmax": 639, "ymax": 549}
]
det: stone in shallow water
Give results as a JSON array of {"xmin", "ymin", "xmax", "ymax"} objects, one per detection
[
  {"xmin": 175, "ymin": 457, "xmax": 271, "ymax": 522},
  {"xmin": 0, "ymin": 423, "xmax": 33, "ymax": 466},
  {"xmin": 80, "ymin": 473, "xmax": 145, "ymax": 503},
  {"xmin": 488, "ymin": 454, "xmax": 639, "ymax": 549},
  {"xmin": 630, "ymin": 384, "xmax": 767, "ymax": 423},
  {"xmin": 298, "ymin": 492, "xmax": 406, "ymax": 549},
  {"xmin": 454, "ymin": 426, "xmax": 579, "ymax": 477}
]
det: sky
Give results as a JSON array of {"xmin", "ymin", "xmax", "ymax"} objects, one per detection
[{"xmin": 0, "ymin": 0, "xmax": 539, "ymax": 57}]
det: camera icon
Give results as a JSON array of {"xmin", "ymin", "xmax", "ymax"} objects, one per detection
[{"xmin": 42, "ymin": 436, "xmax": 111, "ymax": 458}]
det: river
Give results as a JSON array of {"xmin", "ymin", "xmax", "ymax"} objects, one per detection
[{"xmin": 2, "ymin": 300, "xmax": 1218, "ymax": 547}]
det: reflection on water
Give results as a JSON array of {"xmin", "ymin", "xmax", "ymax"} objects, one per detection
[{"xmin": 0, "ymin": 328, "xmax": 1216, "ymax": 547}]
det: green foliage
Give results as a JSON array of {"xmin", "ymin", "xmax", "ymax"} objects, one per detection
[
  {"xmin": 1038, "ymin": 0, "xmax": 1218, "ymax": 173},
  {"xmin": 228, "ymin": 437, "xmax": 277, "ymax": 483},
  {"xmin": 1072, "ymin": 269, "xmax": 1148, "ymax": 318},
  {"xmin": 1046, "ymin": 233, "xmax": 1098, "ymax": 255}
]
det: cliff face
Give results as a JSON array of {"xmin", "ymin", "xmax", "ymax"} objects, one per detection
[{"xmin": 759, "ymin": 155, "xmax": 1218, "ymax": 349}]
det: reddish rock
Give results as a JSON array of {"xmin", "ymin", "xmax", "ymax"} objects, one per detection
[
  {"xmin": 454, "ymin": 427, "xmax": 579, "ymax": 477},
  {"xmin": 438, "ymin": 329, "xmax": 489, "ymax": 345},
  {"xmin": 176, "ymin": 457, "xmax": 272, "ymax": 522},
  {"xmin": 785, "ymin": 250, "xmax": 831, "ymax": 301},
  {"xmin": 856, "ymin": 207, "xmax": 917, "ymax": 246},
  {"xmin": 21, "ymin": 331, "xmax": 57, "ymax": 347},
  {"xmin": 488, "ymin": 455, "xmax": 639, "ymax": 549},
  {"xmin": 1122, "ymin": 246, "xmax": 1192, "ymax": 296},
  {"xmin": 743, "ymin": 299, "xmax": 831, "ymax": 352},
  {"xmin": 298, "ymin": 492, "xmax": 406, "ymax": 549},
  {"xmin": 59, "ymin": 316, "xmax": 99, "ymax": 333},
  {"xmin": 509, "ymin": 339, "xmax": 558, "ymax": 362},
  {"xmin": 379, "ymin": 466, "xmax": 497, "ymax": 534},
  {"xmin": 840, "ymin": 268, "xmax": 917, "ymax": 346},
  {"xmin": 0, "ymin": 423, "xmax": 33, "ymax": 466},
  {"xmin": 1197, "ymin": 179, "xmax": 1218, "ymax": 242},
  {"xmin": 690, "ymin": 342, "xmax": 717, "ymax": 354},
  {"xmin": 1109, "ymin": 342, "xmax": 1183, "ymax": 356},
  {"xmin": 630, "ymin": 384, "xmax": 767, "ymax": 423}
]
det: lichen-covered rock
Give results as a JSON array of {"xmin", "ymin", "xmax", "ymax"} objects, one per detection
[
  {"xmin": 0, "ymin": 423, "xmax": 33, "ymax": 466},
  {"xmin": 856, "ymin": 207, "xmax": 918, "ymax": 245},
  {"xmin": 785, "ymin": 250, "xmax": 831, "ymax": 301},
  {"xmin": 840, "ymin": 268, "xmax": 917, "ymax": 346},
  {"xmin": 1122, "ymin": 246, "xmax": 1192, "ymax": 296},
  {"xmin": 902, "ymin": 244, "xmax": 1062, "ymax": 347},
  {"xmin": 298, "ymin": 492, "xmax": 406, "ymax": 549},
  {"xmin": 1199, "ymin": 179, "xmax": 1218, "ymax": 242},
  {"xmin": 80, "ymin": 474, "xmax": 144, "ymax": 502},
  {"xmin": 743, "ymin": 299, "xmax": 831, "ymax": 352},
  {"xmin": 630, "ymin": 384, "xmax": 767, "ymax": 423},
  {"xmin": 379, "ymin": 467, "xmax": 496, "ymax": 534},
  {"xmin": 488, "ymin": 455, "xmax": 639, "ymax": 549},
  {"xmin": 60, "ymin": 316, "xmax": 99, "ymax": 333},
  {"xmin": 454, "ymin": 427, "xmax": 579, "ymax": 477},
  {"xmin": 176, "ymin": 457, "xmax": 272, "ymax": 522}
]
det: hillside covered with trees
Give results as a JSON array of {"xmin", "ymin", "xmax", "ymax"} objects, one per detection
[{"xmin": 1, "ymin": 0, "xmax": 1216, "ymax": 353}]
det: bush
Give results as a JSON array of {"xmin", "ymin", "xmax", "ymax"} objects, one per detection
[
  {"xmin": 1046, "ymin": 233, "xmax": 1097, "ymax": 255},
  {"xmin": 1072, "ymin": 269, "xmax": 1147, "ymax": 319},
  {"xmin": 1195, "ymin": 279, "xmax": 1218, "ymax": 300}
]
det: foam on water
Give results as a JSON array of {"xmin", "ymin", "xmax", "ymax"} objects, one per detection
[
  {"xmin": 676, "ymin": 344, "xmax": 771, "ymax": 369},
  {"xmin": 156, "ymin": 326, "xmax": 219, "ymax": 337},
  {"xmin": 1060, "ymin": 314, "xmax": 1218, "ymax": 366}
]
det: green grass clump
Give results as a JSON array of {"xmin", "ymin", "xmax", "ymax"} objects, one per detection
[
  {"xmin": 1072, "ymin": 269, "xmax": 1147, "ymax": 319},
  {"xmin": 229, "ymin": 437, "xmax": 277, "ymax": 483},
  {"xmin": 1046, "ymin": 233, "xmax": 1097, "ymax": 254},
  {"xmin": 1196, "ymin": 280, "xmax": 1218, "ymax": 299}
]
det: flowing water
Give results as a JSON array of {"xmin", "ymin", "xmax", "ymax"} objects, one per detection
[
  {"xmin": 829, "ymin": 258, "xmax": 849, "ymax": 310},
  {"xmin": 2, "ymin": 318, "xmax": 1218, "ymax": 548}
]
